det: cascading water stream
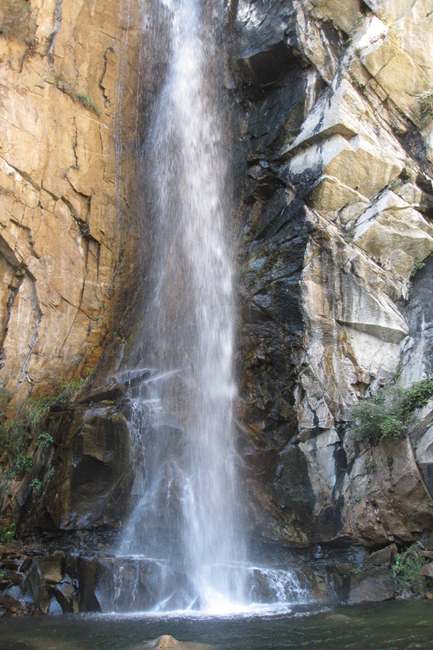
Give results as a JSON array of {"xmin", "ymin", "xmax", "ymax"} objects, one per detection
[
  {"xmin": 118, "ymin": 0, "xmax": 246, "ymax": 612},
  {"xmin": 111, "ymin": 0, "xmax": 308, "ymax": 615}
]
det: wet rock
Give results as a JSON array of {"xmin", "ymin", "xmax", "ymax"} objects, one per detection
[
  {"xmin": 77, "ymin": 383, "xmax": 126, "ymax": 405},
  {"xmin": 35, "ymin": 556, "xmax": 64, "ymax": 584},
  {"xmin": 139, "ymin": 636, "xmax": 214, "ymax": 650},
  {"xmin": 0, "ymin": 594, "xmax": 27, "ymax": 616},
  {"xmin": 348, "ymin": 545, "xmax": 397, "ymax": 604},
  {"xmin": 421, "ymin": 561, "xmax": 433, "ymax": 579},
  {"xmin": 23, "ymin": 558, "xmax": 58, "ymax": 614},
  {"xmin": 348, "ymin": 572, "xmax": 396, "ymax": 604},
  {"xmin": 272, "ymin": 444, "xmax": 315, "ymax": 535},
  {"xmin": 76, "ymin": 557, "xmax": 101, "ymax": 613},
  {"xmin": 43, "ymin": 405, "xmax": 133, "ymax": 531},
  {"xmin": 51, "ymin": 577, "xmax": 79, "ymax": 614}
]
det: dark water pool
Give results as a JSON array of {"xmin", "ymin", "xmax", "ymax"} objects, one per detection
[{"xmin": 2, "ymin": 602, "xmax": 433, "ymax": 649}]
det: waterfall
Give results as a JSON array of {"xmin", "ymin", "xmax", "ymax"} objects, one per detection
[{"xmin": 119, "ymin": 0, "xmax": 247, "ymax": 612}]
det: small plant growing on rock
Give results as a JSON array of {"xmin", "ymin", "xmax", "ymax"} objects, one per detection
[
  {"xmin": 30, "ymin": 478, "xmax": 43, "ymax": 495},
  {"xmin": 392, "ymin": 544, "xmax": 426, "ymax": 594},
  {"xmin": 352, "ymin": 386, "xmax": 405, "ymax": 443},
  {"xmin": 19, "ymin": 376, "xmax": 88, "ymax": 433},
  {"xmin": 49, "ymin": 75, "xmax": 100, "ymax": 116},
  {"xmin": 400, "ymin": 378, "xmax": 433, "ymax": 416},
  {"xmin": 56, "ymin": 377, "xmax": 88, "ymax": 403},
  {"xmin": 37, "ymin": 432, "xmax": 54, "ymax": 449},
  {"xmin": 0, "ymin": 377, "xmax": 84, "ymax": 502},
  {"xmin": 22, "ymin": 396, "xmax": 53, "ymax": 431},
  {"xmin": 418, "ymin": 91, "xmax": 433, "ymax": 122},
  {"xmin": 76, "ymin": 94, "xmax": 98, "ymax": 113},
  {"xmin": 14, "ymin": 452, "xmax": 32, "ymax": 475},
  {"xmin": 0, "ymin": 523, "xmax": 16, "ymax": 543},
  {"xmin": 411, "ymin": 259, "xmax": 426, "ymax": 279},
  {"xmin": 352, "ymin": 378, "xmax": 433, "ymax": 444}
]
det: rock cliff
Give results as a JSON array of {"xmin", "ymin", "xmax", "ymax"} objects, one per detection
[
  {"xmin": 0, "ymin": 0, "xmax": 141, "ymax": 404},
  {"xmin": 2, "ymin": 0, "xmax": 433, "ymax": 614},
  {"xmin": 233, "ymin": 0, "xmax": 433, "ymax": 548}
]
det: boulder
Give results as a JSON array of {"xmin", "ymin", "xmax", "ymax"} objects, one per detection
[
  {"xmin": 45, "ymin": 405, "xmax": 133, "ymax": 530},
  {"xmin": 348, "ymin": 545, "xmax": 397, "ymax": 604},
  {"xmin": 421, "ymin": 561, "xmax": 433, "ymax": 579}
]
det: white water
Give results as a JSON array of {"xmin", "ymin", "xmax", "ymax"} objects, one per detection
[
  {"xmin": 115, "ymin": 0, "xmax": 308, "ymax": 616},
  {"xmin": 119, "ymin": 0, "xmax": 246, "ymax": 612},
  {"xmin": 98, "ymin": 555, "xmax": 309, "ymax": 615}
]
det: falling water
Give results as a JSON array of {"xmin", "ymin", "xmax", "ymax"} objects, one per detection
[{"xmin": 119, "ymin": 0, "xmax": 247, "ymax": 612}]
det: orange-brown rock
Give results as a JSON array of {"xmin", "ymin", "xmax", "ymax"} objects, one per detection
[{"xmin": 0, "ymin": 0, "xmax": 141, "ymax": 403}]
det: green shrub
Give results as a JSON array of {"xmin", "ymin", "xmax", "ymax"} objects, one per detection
[
  {"xmin": 352, "ymin": 386, "xmax": 405, "ymax": 443},
  {"xmin": 30, "ymin": 478, "xmax": 43, "ymax": 495},
  {"xmin": 37, "ymin": 432, "xmax": 54, "ymax": 449},
  {"xmin": 400, "ymin": 378, "xmax": 433, "ymax": 417},
  {"xmin": 392, "ymin": 544, "xmax": 426, "ymax": 593},
  {"xmin": 14, "ymin": 453, "xmax": 32, "ymax": 475},
  {"xmin": 0, "ymin": 523, "xmax": 16, "ymax": 543},
  {"xmin": 0, "ymin": 377, "xmax": 85, "ymax": 489},
  {"xmin": 352, "ymin": 378, "xmax": 433, "ymax": 444}
]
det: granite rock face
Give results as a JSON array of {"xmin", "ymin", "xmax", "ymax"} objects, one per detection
[
  {"xmin": 233, "ymin": 0, "xmax": 433, "ymax": 547},
  {"xmin": 0, "ymin": 0, "xmax": 142, "ymax": 404}
]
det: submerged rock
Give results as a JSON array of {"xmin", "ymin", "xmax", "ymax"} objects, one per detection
[{"xmin": 139, "ymin": 636, "xmax": 214, "ymax": 650}]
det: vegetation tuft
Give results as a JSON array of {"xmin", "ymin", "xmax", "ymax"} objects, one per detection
[
  {"xmin": 419, "ymin": 91, "xmax": 433, "ymax": 122},
  {"xmin": 0, "ymin": 376, "xmax": 87, "ymax": 502},
  {"xmin": 50, "ymin": 75, "xmax": 100, "ymax": 116},
  {"xmin": 352, "ymin": 378, "xmax": 433, "ymax": 444},
  {"xmin": 30, "ymin": 478, "xmax": 43, "ymax": 495},
  {"xmin": 392, "ymin": 544, "xmax": 426, "ymax": 594},
  {"xmin": 0, "ymin": 523, "xmax": 16, "ymax": 544}
]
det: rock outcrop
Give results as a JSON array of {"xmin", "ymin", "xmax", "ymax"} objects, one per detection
[{"xmin": 233, "ymin": 0, "xmax": 433, "ymax": 548}]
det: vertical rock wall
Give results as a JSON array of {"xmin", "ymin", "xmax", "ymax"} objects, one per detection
[
  {"xmin": 0, "ymin": 0, "xmax": 142, "ymax": 403},
  {"xmin": 233, "ymin": 0, "xmax": 433, "ymax": 547}
]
